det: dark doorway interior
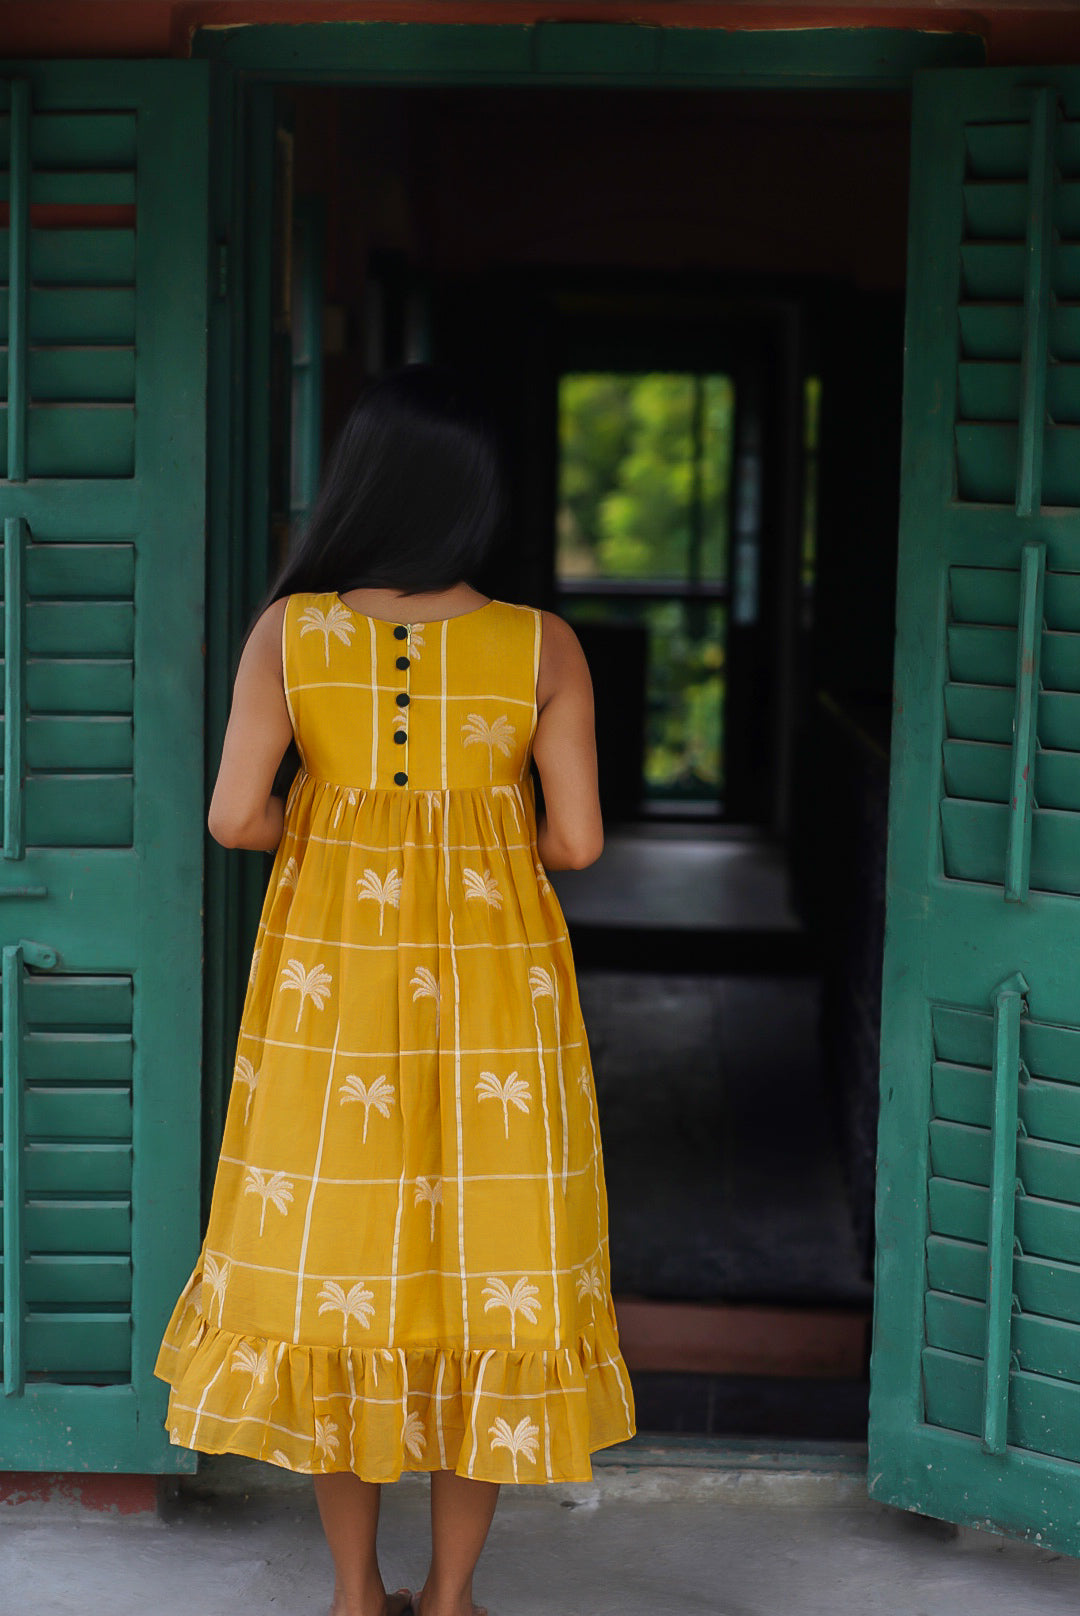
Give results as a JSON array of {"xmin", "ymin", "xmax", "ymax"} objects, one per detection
[{"xmin": 271, "ymin": 84, "xmax": 908, "ymax": 1442}]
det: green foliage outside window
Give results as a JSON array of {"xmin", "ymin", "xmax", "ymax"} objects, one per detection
[
  {"xmin": 561, "ymin": 595, "xmax": 726, "ymax": 797},
  {"xmin": 556, "ymin": 373, "xmax": 734, "ymax": 802},
  {"xmin": 558, "ymin": 373, "xmax": 734, "ymax": 581}
]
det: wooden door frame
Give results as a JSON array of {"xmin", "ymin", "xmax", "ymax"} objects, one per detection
[
  {"xmin": 194, "ymin": 21, "xmax": 983, "ymax": 84},
  {"xmin": 198, "ymin": 16, "xmax": 986, "ymax": 1428}
]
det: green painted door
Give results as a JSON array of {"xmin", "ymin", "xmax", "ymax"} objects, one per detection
[
  {"xmin": 870, "ymin": 67, "xmax": 1080, "ymax": 1551},
  {"xmin": 0, "ymin": 62, "xmax": 207, "ymax": 1471}
]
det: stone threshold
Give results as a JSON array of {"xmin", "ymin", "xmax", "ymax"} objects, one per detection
[{"xmin": 180, "ymin": 1436, "xmax": 872, "ymax": 1510}]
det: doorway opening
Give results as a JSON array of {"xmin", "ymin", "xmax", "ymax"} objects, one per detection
[{"xmin": 262, "ymin": 82, "xmax": 909, "ymax": 1443}]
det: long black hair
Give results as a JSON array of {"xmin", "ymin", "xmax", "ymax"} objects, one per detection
[{"xmin": 267, "ymin": 362, "xmax": 506, "ymax": 605}]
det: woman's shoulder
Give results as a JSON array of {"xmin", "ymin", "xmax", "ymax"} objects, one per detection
[
  {"xmin": 538, "ymin": 608, "xmax": 581, "ymax": 647},
  {"xmin": 253, "ymin": 590, "xmax": 331, "ymax": 628},
  {"xmin": 536, "ymin": 611, "xmax": 590, "ymax": 709},
  {"xmin": 536, "ymin": 609, "xmax": 588, "ymax": 669},
  {"xmin": 249, "ymin": 592, "xmax": 338, "ymax": 665},
  {"xmin": 248, "ymin": 595, "xmax": 290, "ymax": 646}
]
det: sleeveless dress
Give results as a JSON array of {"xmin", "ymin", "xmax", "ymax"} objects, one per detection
[{"xmin": 155, "ymin": 592, "xmax": 636, "ymax": 1483}]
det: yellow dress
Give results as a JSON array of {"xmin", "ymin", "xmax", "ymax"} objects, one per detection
[{"xmin": 155, "ymin": 592, "xmax": 636, "ymax": 1483}]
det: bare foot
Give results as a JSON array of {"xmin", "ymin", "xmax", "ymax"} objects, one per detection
[
  {"xmin": 413, "ymin": 1592, "xmax": 485, "ymax": 1616},
  {"xmin": 329, "ymin": 1589, "xmax": 412, "ymax": 1616}
]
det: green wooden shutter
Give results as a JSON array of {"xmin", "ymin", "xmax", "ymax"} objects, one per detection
[
  {"xmin": 0, "ymin": 62, "xmax": 207, "ymax": 1471},
  {"xmin": 870, "ymin": 66, "xmax": 1080, "ymax": 1553}
]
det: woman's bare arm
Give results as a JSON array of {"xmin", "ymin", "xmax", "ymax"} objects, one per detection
[
  {"xmin": 532, "ymin": 611, "xmax": 604, "ymax": 871},
  {"xmin": 207, "ymin": 598, "xmax": 294, "ymax": 851}
]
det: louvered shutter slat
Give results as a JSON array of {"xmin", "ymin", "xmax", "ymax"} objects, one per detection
[
  {"xmin": 0, "ymin": 61, "xmax": 206, "ymax": 1471},
  {"xmin": 928, "ymin": 1299, "xmax": 1080, "ymax": 1391},
  {"xmin": 930, "ymin": 1178, "xmax": 1080, "ymax": 1261}
]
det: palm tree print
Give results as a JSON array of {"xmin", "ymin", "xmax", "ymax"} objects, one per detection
[
  {"xmin": 278, "ymin": 958, "xmax": 333, "ymax": 1031},
  {"xmin": 461, "ymin": 712, "xmax": 515, "ymax": 779},
  {"xmin": 299, "ymin": 600, "xmax": 355, "ymax": 666},
  {"xmin": 201, "ymin": 1255, "xmax": 230, "ymax": 1324},
  {"xmin": 575, "ymin": 1264, "xmax": 604, "ymax": 1304},
  {"xmin": 230, "ymin": 1342, "xmax": 270, "ymax": 1407},
  {"xmin": 534, "ymin": 859, "xmax": 552, "ymax": 896},
  {"xmin": 277, "ymin": 856, "xmax": 299, "ymax": 893},
  {"xmin": 491, "ymin": 784, "xmax": 522, "ymax": 829},
  {"xmin": 529, "ymin": 965, "xmax": 555, "ymax": 1004},
  {"xmin": 243, "ymin": 1167, "xmax": 295, "ymax": 1235},
  {"xmin": 339, "ymin": 1073, "xmax": 396, "ymax": 1142},
  {"xmin": 463, "ymin": 867, "xmax": 502, "ymax": 908},
  {"xmin": 234, "ymin": 1055, "xmax": 258, "ymax": 1124},
  {"xmin": 248, "ymin": 945, "xmax": 262, "ymax": 987},
  {"xmin": 489, "ymin": 1415, "xmax": 540, "ymax": 1481},
  {"xmin": 482, "ymin": 1275, "xmax": 541, "ymax": 1347},
  {"xmin": 317, "ymin": 1279, "xmax": 375, "ymax": 1342},
  {"xmin": 475, "ymin": 1070, "xmax": 531, "ymax": 1139},
  {"xmin": 414, "ymin": 1176, "xmax": 443, "ymax": 1240},
  {"xmin": 315, "ymin": 1417, "xmax": 341, "ymax": 1463},
  {"xmin": 332, "ymin": 788, "xmax": 359, "ymax": 829},
  {"xmin": 421, "ymin": 791, "xmax": 440, "ymax": 833},
  {"xmin": 356, "ymin": 868, "xmax": 401, "ymax": 935},
  {"xmin": 405, "ymin": 626, "xmax": 425, "ymax": 662},
  {"xmin": 403, "ymin": 1410, "xmax": 427, "ymax": 1460},
  {"xmin": 410, "ymin": 966, "xmax": 441, "ymax": 1035}
]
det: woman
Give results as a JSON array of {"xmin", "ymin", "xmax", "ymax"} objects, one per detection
[{"xmin": 155, "ymin": 364, "xmax": 636, "ymax": 1616}]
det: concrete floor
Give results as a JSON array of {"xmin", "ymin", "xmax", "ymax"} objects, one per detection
[{"xmin": 5, "ymin": 1455, "xmax": 1080, "ymax": 1616}]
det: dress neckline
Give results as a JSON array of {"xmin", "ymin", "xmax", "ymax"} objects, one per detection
[{"xmin": 333, "ymin": 593, "xmax": 496, "ymax": 626}]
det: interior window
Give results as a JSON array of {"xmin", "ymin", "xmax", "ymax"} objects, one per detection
[{"xmin": 556, "ymin": 372, "xmax": 734, "ymax": 811}]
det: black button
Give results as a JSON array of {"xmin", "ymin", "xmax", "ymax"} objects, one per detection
[
  {"xmin": 393, "ymin": 624, "xmax": 408, "ymax": 640},
  {"xmin": 393, "ymin": 730, "xmax": 407, "ymax": 745},
  {"xmin": 394, "ymin": 771, "xmax": 408, "ymax": 786},
  {"xmin": 395, "ymin": 655, "xmax": 409, "ymax": 671},
  {"xmin": 396, "ymin": 692, "xmax": 410, "ymax": 707}
]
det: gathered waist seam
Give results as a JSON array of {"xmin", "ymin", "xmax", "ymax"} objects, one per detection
[{"xmin": 294, "ymin": 772, "xmax": 529, "ymax": 796}]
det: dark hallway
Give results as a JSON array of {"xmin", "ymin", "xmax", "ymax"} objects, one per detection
[{"xmin": 274, "ymin": 80, "xmax": 908, "ymax": 1441}]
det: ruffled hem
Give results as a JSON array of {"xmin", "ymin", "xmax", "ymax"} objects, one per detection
[{"xmin": 155, "ymin": 1299, "xmax": 636, "ymax": 1485}]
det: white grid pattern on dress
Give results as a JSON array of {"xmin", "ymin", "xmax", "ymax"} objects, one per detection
[
  {"xmin": 529, "ymin": 976, "xmax": 561, "ymax": 1352},
  {"xmin": 215, "ymin": 1156, "xmax": 600, "ymax": 1191},
  {"xmin": 291, "ymin": 1017, "xmax": 342, "ymax": 1342},
  {"xmin": 368, "ymin": 617, "xmax": 379, "ymax": 783},
  {"xmin": 542, "ymin": 1351, "xmax": 552, "ymax": 1480},
  {"xmin": 246, "ymin": 1035, "xmax": 584, "ymax": 1060},
  {"xmin": 171, "ymin": 1375, "xmax": 592, "ymax": 1436},
  {"xmin": 205, "ymin": 1236, "xmax": 608, "ymax": 1288},
  {"xmin": 447, "ymin": 896, "xmax": 470, "ymax": 1352},
  {"xmin": 291, "ymin": 683, "xmax": 535, "ymax": 707},
  {"xmin": 163, "ymin": 594, "xmax": 632, "ymax": 1478},
  {"xmin": 259, "ymin": 926, "xmax": 570, "ymax": 955},
  {"xmin": 298, "ymin": 832, "xmax": 533, "ymax": 853},
  {"xmin": 387, "ymin": 1154, "xmax": 407, "ymax": 1347},
  {"xmin": 467, "ymin": 1348, "xmax": 496, "ymax": 1477},
  {"xmin": 440, "ymin": 618, "xmax": 449, "ymax": 790}
]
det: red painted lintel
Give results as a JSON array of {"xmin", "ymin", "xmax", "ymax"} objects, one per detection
[{"xmin": 0, "ymin": 1471, "xmax": 161, "ymax": 1513}]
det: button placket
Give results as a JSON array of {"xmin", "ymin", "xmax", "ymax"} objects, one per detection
[{"xmin": 393, "ymin": 623, "xmax": 411, "ymax": 787}]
